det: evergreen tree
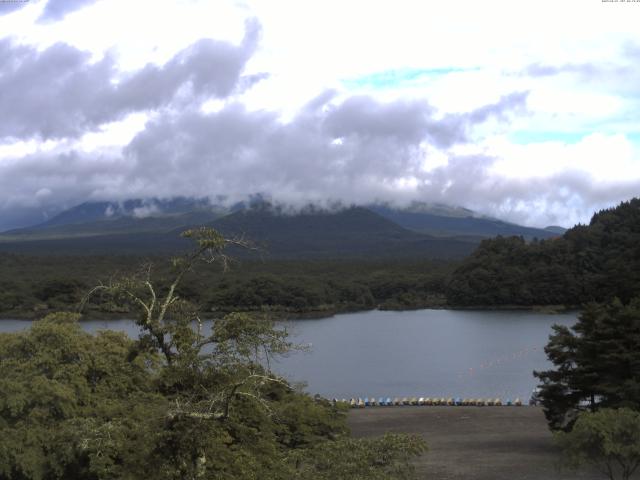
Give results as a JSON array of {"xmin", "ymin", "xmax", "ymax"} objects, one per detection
[
  {"xmin": 535, "ymin": 297, "xmax": 640, "ymax": 430},
  {"xmin": 447, "ymin": 197, "xmax": 640, "ymax": 307}
]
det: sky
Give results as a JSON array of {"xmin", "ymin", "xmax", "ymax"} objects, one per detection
[{"xmin": 0, "ymin": 0, "xmax": 639, "ymax": 230}]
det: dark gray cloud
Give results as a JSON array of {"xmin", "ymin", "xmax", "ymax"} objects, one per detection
[
  {"xmin": 0, "ymin": 87, "xmax": 634, "ymax": 229},
  {"xmin": 465, "ymin": 91, "xmax": 528, "ymax": 123},
  {"xmin": 121, "ymin": 94, "xmax": 498, "ymax": 204},
  {"xmin": 0, "ymin": 19, "xmax": 261, "ymax": 140},
  {"xmin": 323, "ymin": 96, "xmax": 435, "ymax": 143},
  {"xmin": 38, "ymin": 0, "xmax": 98, "ymax": 22},
  {"xmin": 0, "ymin": 90, "xmax": 548, "ymax": 228}
]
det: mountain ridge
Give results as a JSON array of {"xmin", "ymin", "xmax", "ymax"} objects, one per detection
[{"xmin": 0, "ymin": 198, "xmax": 564, "ymax": 259}]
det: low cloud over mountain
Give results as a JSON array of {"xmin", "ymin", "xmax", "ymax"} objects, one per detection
[{"xmin": 0, "ymin": 1, "xmax": 639, "ymax": 230}]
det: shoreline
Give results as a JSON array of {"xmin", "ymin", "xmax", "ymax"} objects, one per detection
[{"xmin": 0, "ymin": 303, "xmax": 579, "ymax": 322}]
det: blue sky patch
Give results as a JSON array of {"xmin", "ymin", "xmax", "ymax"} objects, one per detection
[
  {"xmin": 342, "ymin": 67, "xmax": 476, "ymax": 90},
  {"xmin": 625, "ymin": 132, "xmax": 640, "ymax": 143},
  {"xmin": 510, "ymin": 131, "xmax": 640, "ymax": 145},
  {"xmin": 509, "ymin": 131, "xmax": 587, "ymax": 144}
]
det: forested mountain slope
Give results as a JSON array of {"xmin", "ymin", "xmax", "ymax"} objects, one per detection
[
  {"xmin": 370, "ymin": 205, "xmax": 560, "ymax": 240},
  {"xmin": 0, "ymin": 207, "xmax": 476, "ymax": 259},
  {"xmin": 446, "ymin": 198, "xmax": 640, "ymax": 306}
]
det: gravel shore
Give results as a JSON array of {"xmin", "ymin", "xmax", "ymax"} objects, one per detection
[{"xmin": 348, "ymin": 406, "xmax": 607, "ymax": 480}]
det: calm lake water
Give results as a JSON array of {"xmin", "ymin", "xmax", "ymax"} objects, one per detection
[{"xmin": 1, "ymin": 309, "xmax": 577, "ymax": 401}]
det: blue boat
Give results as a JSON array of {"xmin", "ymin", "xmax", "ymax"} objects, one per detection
[
  {"xmin": 386, "ymin": 397, "xmax": 392, "ymax": 406},
  {"xmin": 378, "ymin": 397, "xmax": 386, "ymax": 406}
]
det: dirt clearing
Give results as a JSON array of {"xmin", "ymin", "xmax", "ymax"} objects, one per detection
[{"xmin": 348, "ymin": 406, "xmax": 610, "ymax": 479}]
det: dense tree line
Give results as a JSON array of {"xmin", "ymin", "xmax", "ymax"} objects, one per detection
[
  {"xmin": 0, "ymin": 256, "xmax": 453, "ymax": 319},
  {"xmin": 446, "ymin": 198, "xmax": 640, "ymax": 307}
]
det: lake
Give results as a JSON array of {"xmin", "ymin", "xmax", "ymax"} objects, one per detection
[{"xmin": 0, "ymin": 309, "xmax": 577, "ymax": 401}]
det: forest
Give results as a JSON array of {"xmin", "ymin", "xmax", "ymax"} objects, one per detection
[
  {"xmin": 3, "ymin": 199, "xmax": 640, "ymax": 319},
  {"xmin": 2, "ymin": 201, "xmax": 640, "ymax": 478},
  {"xmin": 446, "ymin": 198, "xmax": 640, "ymax": 307},
  {"xmin": 0, "ymin": 256, "xmax": 453, "ymax": 319},
  {"xmin": 0, "ymin": 228, "xmax": 427, "ymax": 479}
]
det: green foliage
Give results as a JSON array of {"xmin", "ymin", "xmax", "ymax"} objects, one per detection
[
  {"xmin": 0, "ymin": 316, "xmax": 164, "ymax": 479},
  {"xmin": 556, "ymin": 408, "xmax": 640, "ymax": 480},
  {"xmin": 535, "ymin": 297, "xmax": 640, "ymax": 431},
  {"xmin": 446, "ymin": 198, "xmax": 640, "ymax": 306},
  {"xmin": 0, "ymin": 227, "xmax": 427, "ymax": 479},
  {"xmin": 0, "ymin": 255, "xmax": 454, "ymax": 318}
]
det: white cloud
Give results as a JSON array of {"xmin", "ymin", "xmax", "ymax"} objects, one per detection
[
  {"xmin": 487, "ymin": 133, "xmax": 640, "ymax": 182},
  {"xmin": 0, "ymin": 0, "xmax": 639, "ymax": 230}
]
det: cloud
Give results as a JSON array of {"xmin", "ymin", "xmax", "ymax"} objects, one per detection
[
  {"xmin": 0, "ymin": 0, "xmax": 100, "ymax": 22},
  {"xmin": 466, "ymin": 91, "xmax": 528, "ymax": 123},
  {"xmin": 0, "ymin": 91, "xmax": 526, "ymax": 215},
  {"xmin": 623, "ymin": 42, "xmax": 640, "ymax": 60},
  {"xmin": 323, "ymin": 96, "xmax": 436, "ymax": 143},
  {"xmin": 0, "ymin": 85, "xmax": 635, "ymax": 229},
  {"xmin": 524, "ymin": 62, "xmax": 600, "ymax": 78},
  {"xmin": 520, "ymin": 50, "xmax": 640, "ymax": 98},
  {"xmin": 131, "ymin": 204, "xmax": 160, "ymax": 218},
  {"xmin": 419, "ymin": 155, "xmax": 640, "ymax": 227},
  {"xmin": 38, "ymin": 0, "xmax": 99, "ymax": 22},
  {"xmin": 0, "ymin": 1, "xmax": 29, "ymax": 16},
  {"xmin": 0, "ymin": 19, "xmax": 262, "ymax": 140},
  {"xmin": 123, "ymin": 95, "xmax": 477, "ymax": 203},
  {"xmin": 100, "ymin": 93, "xmax": 544, "ymax": 212}
]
